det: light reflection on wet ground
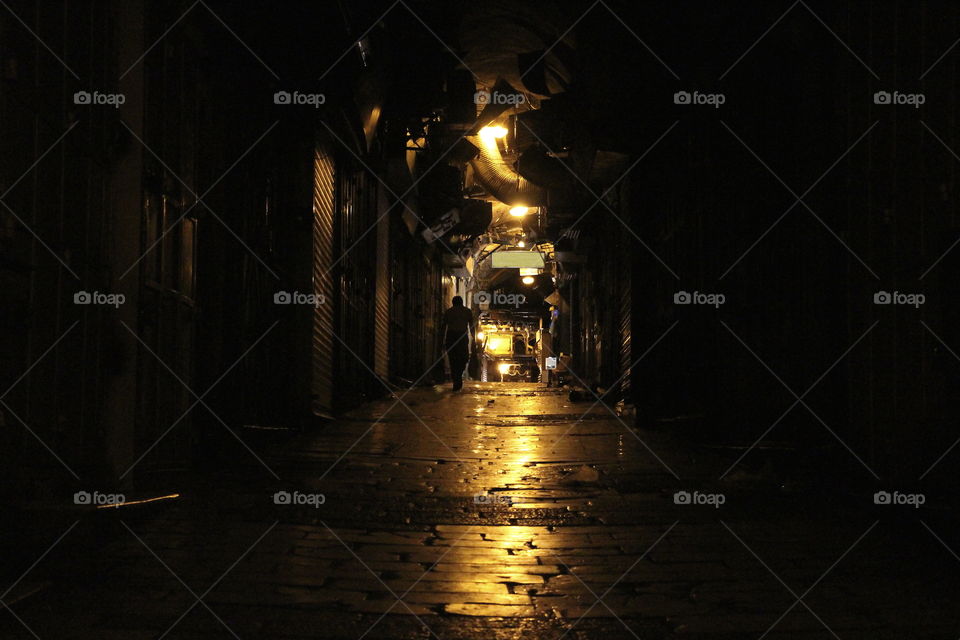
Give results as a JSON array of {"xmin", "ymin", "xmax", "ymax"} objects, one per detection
[{"xmin": 2, "ymin": 382, "xmax": 956, "ymax": 638}]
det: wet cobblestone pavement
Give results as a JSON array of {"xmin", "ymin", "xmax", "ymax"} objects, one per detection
[{"xmin": 3, "ymin": 383, "xmax": 958, "ymax": 638}]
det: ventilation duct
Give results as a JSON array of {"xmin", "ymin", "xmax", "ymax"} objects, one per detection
[
  {"xmin": 469, "ymin": 78, "xmax": 525, "ymax": 135},
  {"xmin": 517, "ymin": 146, "xmax": 569, "ymax": 188},
  {"xmin": 459, "ymin": 0, "xmax": 576, "ymax": 99},
  {"xmin": 469, "ymin": 130, "xmax": 546, "ymax": 206}
]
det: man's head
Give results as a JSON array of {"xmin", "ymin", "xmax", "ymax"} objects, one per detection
[{"xmin": 452, "ymin": 295, "xmax": 464, "ymax": 307}]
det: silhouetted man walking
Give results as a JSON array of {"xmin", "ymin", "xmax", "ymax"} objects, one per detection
[{"xmin": 442, "ymin": 296, "xmax": 474, "ymax": 391}]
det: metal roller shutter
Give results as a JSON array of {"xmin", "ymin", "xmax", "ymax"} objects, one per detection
[
  {"xmin": 374, "ymin": 186, "xmax": 391, "ymax": 379},
  {"xmin": 311, "ymin": 145, "xmax": 336, "ymax": 416}
]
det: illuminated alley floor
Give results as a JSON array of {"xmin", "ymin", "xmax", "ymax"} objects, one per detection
[{"xmin": 2, "ymin": 383, "xmax": 957, "ymax": 638}]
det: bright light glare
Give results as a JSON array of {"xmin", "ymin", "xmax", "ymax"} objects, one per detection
[
  {"xmin": 521, "ymin": 276, "xmax": 535, "ymax": 285},
  {"xmin": 486, "ymin": 337, "xmax": 511, "ymax": 354},
  {"xmin": 479, "ymin": 125, "xmax": 508, "ymax": 142},
  {"xmin": 476, "ymin": 330, "xmax": 484, "ymax": 341},
  {"xmin": 517, "ymin": 240, "xmax": 525, "ymax": 247},
  {"xmin": 497, "ymin": 363, "xmax": 512, "ymax": 374},
  {"xmin": 509, "ymin": 206, "xmax": 529, "ymax": 217}
]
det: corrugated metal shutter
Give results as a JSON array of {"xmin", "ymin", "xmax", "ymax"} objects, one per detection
[
  {"xmin": 0, "ymin": 0, "xmax": 117, "ymax": 491},
  {"xmin": 335, "ymin": 158, "xmax": 379, "ymax": 409},
  {"xmin": 389, "ymin": 218, "xmax": 444, "ymax": 384},
  {"xmin": 311, "ymin": 145, "xmax": 336, "ymax": 415},
  {"xmin": 374, "ymin": 186, "xmax": 390, "ymax": 379},
  {"xmin": 389, "ymin": 228, "xmax": 416, "ymax": 383},
  {"xmin": 134, "ymin": 13, "xmax": 200, "ymax": 472},
  {"xmin": 424, "ymin": 257, "xmax": 443, "ymax": 380},
  {"xmin": 613, "ymin": 184, "xmax": 632, "ymax": 399},
  {"xmin": 618, "ymin": 271, "xmax": 631, "ymax": 398}
]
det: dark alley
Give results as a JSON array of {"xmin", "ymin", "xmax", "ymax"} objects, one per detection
[{"xmin": 2, "ymin": 1, "xmax": 960, "ymax": 638}]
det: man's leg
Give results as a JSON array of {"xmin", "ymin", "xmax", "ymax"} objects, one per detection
[{"xmin": 449, "ymin": 343, "xmax": 467, "ymax": 390}]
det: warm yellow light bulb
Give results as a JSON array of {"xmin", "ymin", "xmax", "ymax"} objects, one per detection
[
  {"xmin": 509, "ymin": 206, "xmax": 528, "ymax": 217},
  {"xmin": 479, "ymin": 125, "xmax": 508, "ymax": 141},
  {"xmin": 521, "ymin": 276, "xmax": 535, "ymax": 285}
]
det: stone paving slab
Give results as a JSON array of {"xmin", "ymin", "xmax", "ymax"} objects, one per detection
[{"xmin": 1, "ymin": 382, "xmax": 957, "ymax": 638}]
